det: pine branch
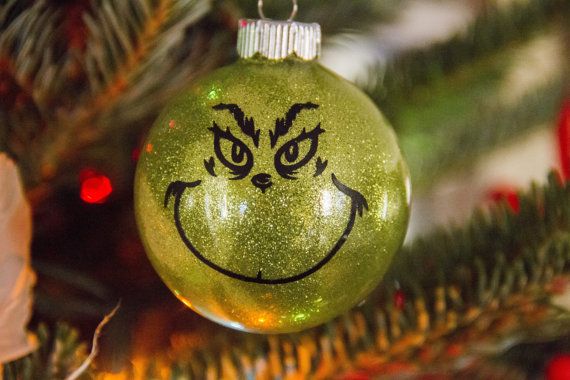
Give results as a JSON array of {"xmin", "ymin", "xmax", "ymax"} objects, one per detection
[
  {"xmin": 126, "ymin": 172, "xmax": 570, "ymax": 378},
  {"xmin": 31, "ymin": 0, "xmax": 229, "ymax": 182},
  {"xmin": 0, "ymin": 0, "xmax": 63, "ymax": 109},
  {"xmin": 3, "ymin": 323, "xmax": 91, "ymax": 380},
  {"xmin": 81, "ymin": 0, "xmax": 218, "ymax": 124},
  {"xmin": 0, "ymin": 0, "xmax": 61, "ymax": 159},
  {"xmin": 0, "ymin": 0, "xmax": 234, "ymax": 192},
  {"xmin": 7, "ymin": 172, "xmax": 566, "ymax": 379},
  {"xmin": 365, "ymin": 0, "xmax": 568, "ymax": 118},
  {"xmin": 401, "ymin": 76, "xmax": 563, "ymax": 190},
  {"xmin": 362, "ymin": 0, "xmax": 569, "ymax": 190},
  {"xmin": 1, "ymin": 0, "xmax": 403, "ymax": 193}
]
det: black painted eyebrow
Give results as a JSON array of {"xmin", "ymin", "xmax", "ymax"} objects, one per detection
[
  {"xmin": 212, "ymin": 103, "xmax": 260, "ymax": 147},
  {"xmin": 270, "ymin": 102, "xmax": 319, "ymax": 148}
]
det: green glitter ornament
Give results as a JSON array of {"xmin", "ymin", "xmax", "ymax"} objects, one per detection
[{"xmin": 135, "ymin": 3, "xmax": 410, "ymax": 334}]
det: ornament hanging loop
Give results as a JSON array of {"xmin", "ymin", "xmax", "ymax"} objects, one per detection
[{"xmin": 258, "ymin": 0, "xmax": 298, "ymax": 21}]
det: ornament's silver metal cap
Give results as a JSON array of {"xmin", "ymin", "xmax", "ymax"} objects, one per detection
[{"xmin": 237, "ymin": 19, "xmax": 321, "ymax": 61}]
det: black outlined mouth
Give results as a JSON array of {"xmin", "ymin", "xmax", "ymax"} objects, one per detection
[{"xmin": 164, "ymin": 173, "xmax": 368, "ymax": 285}]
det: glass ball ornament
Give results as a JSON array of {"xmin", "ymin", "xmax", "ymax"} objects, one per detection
[{"xmin": 135, "ymin": 15, "xmax": 410, "ymax": 334}]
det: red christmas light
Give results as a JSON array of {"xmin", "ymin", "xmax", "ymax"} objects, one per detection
[
  {"xmin": 79, "ymin": 168, "xmax": 113, "ymax": 204},
  {"xmin": 557, "ymin": 99, "xmax": 570, "ymax": 181},
  {"xmin": 486, "ymin": 186, "xmax": 520, "ymax": 214},
  {"xmin": 131, "ymin": 147, "xmax": 141, "ymax": 162},
  {"xmin": 63, "ymin": 2, "xmax": 89, "ymax": 52},
  {"xmin": 546, "ymin": 354, "xmax": 570, "ymax": 380},
  {"xmin": 394, "ymin": 289, "xmax": 405, "ymax": 310}
]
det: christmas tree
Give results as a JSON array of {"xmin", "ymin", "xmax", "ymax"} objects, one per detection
[{"xmin": 1, "ymin": 0, "xmax": 570, "ymax": 378}]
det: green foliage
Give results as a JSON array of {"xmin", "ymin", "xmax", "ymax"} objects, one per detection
[
  {"xmin": 83, "ymin": 0, "xmax": 225, "ymax": 126},
  {"xmin": 1, "ymin": 1, "xmax": 569, "ymax": 378},
  {"xmin": 1, "ymin": 0, "xmax": 567, "ymax": 194},
  {"xmin": 0, "ymin": 0, "xmax": 60, "ymax": 160},
  {"xmin": 387, "ymin": 171, "xmax": 570, "ymax": 304},
  {"xmin": 158, "ymin": 172, "xmax": 570, "ymax": 378},
  {"xmin": 0, "ymin": 0, "xmax": 401, "ymax": 192},
  {"xmin": 400, "ymin": 72, "xmax": 563, "ymax": 190},
  {"xmin": 363, "ymin": 0, "xmax": 569, "ymax": 190},
  {"xmin": 3, "ymin": 323, "xmax": 91, "ymax": 380},
  {"xmin": 367, "ymin": 0, "xmax": 568, "ymax": 120},
  {"xmin": 0, "ymin": 0, "xmax": 232, "ymax": 189},
  {"xmin": 8, "ymin": 172, "xmax": 570, "ymax": 378}
]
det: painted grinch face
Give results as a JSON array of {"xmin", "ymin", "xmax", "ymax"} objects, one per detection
[
  {"xmin": 164, "ymin": 102, "xmax": 368, "ymax": 284},
  {"xmin": 135, "ymin": 59, "xmax": 409, "ymax": 333}
]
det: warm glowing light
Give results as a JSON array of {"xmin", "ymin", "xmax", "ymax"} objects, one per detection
[
  {"xmin": 251, "ymin": 311, "xmax": 276, "ymax": 328},
  {"xmin": 176, "ymin": 294, "xmax": 193, "ymax": 309},
  {"xmin": 79, "ymin": 169, "xmax": 112, "ymax": 204},
  {"xmin": 98, "ymin": 372, "xmax": 129, "ymax": 380}
]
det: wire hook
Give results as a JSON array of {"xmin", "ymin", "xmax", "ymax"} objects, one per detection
[{"xmin": 258, "ymin": 0, "xmax": 298, "ymax": 22}]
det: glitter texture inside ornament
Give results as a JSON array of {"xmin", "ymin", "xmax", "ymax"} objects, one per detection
[{"xmin": 135, "ymin": 19, "xmax": 410, "ymax": 333}]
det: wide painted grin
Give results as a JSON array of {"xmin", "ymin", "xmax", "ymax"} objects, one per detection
[{"xmin": 164, "ymin": 173, "xmax": 368, "ymax": 285}]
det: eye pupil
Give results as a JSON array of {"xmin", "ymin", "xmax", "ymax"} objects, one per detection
[
  {"xmin": 285, "ymin": 142, "xmax": 299, "ymax": 163},
  {"xmin": 231, "ymin": 143, "xmax": 245, "ymax": 163}
]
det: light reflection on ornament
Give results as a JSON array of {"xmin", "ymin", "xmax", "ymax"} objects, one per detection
[
  {"xmin": 253, "ymin": 312, "xmax": 275, "ymax": 329},
  {"xmin": 207, "ymin": 87, "xmax": 221, "ymax": 101},
  {"xmin": 239, "ymin": 202, "xmax": 248, "ymax": 215},
  {"xmin": 320, "ymin": 190, "xmax": 333, "ymax": 216},
  {"xmin": 381, "ymin": 193, "xmax": 389, "ymax": 220},
  {"xmin": 220, "ymin": 193, "xmax": 228, "ymax": 219},
  {"xmin": 294, "ymin": 313, "xmax": 308, "ymax": 322}
]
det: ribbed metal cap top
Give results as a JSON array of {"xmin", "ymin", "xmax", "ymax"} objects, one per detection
[{"xmin": 237, "ymin": 19, "xmax": 321, "ymax": 61}]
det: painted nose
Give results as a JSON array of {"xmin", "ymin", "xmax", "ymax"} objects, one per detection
[{"xmin": 251, "ymin": 173, "xmax": 272, "ymax": 193}]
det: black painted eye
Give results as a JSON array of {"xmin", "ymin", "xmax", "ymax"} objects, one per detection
[
  {"xmin": 274, "ymin": 124, "xmax": 324, "ymax": 180},
  {"xmin": 209, "ymin": 123, "xmax": 253, "ymax": 180},
  {"xmin": 231, "ymin": 142, "xmax": 246, "ymax": 164},
  {"xmin": 284, "ymin": 142, "xmax": 299, "ymax": 163}
]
